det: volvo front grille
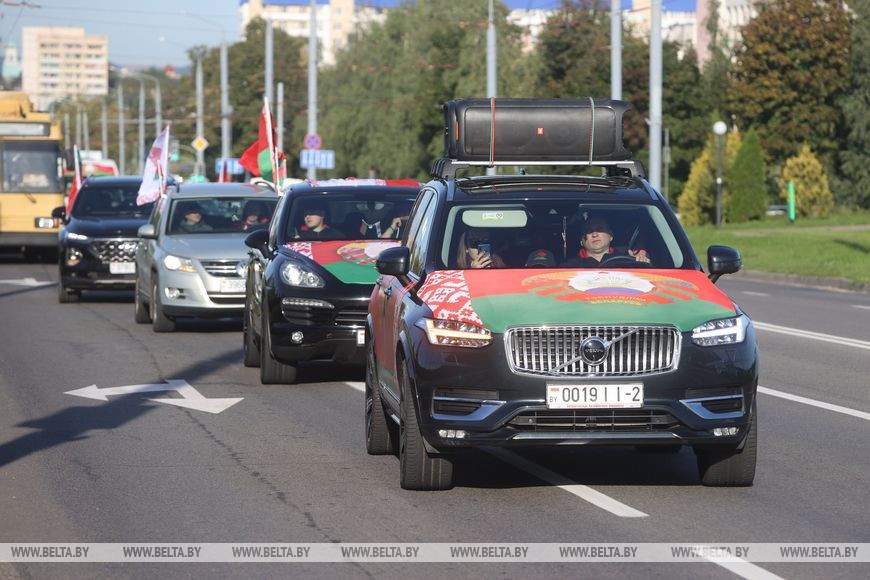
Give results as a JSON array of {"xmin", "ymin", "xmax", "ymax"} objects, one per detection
[{"xmin": 505, "ymin": 325, "xmax": 680, "ymax": 377}]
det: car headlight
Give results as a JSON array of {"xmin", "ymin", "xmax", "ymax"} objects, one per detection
[
  {"xmin": 67, "ymin": 232, "xmax": 89, "ymax": 241},
  {"xmin": 280, "ymin": 262, "xmax": 324, "ymax": 288},
  {"xmin": 692, "ymin": 315, "xmax": 747, "ymax": 346},
  {"xmin": 163, "ymin": 254, "xmax": 197, "ymax": 273},
  {"xmin": 417, "ymin": 318, "xmax": 492, "ymax": 348}
]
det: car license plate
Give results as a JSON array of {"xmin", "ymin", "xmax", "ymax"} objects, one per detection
[
  {"xmin": 109, "ymin": 262, "xmax": 135, "ymax": 275},
  {"xmin": 546, "ymin": 383, "xmax": 643, "ymax": 409},
  {"xmin": 219, "ymin": 278, "xmax": 246, "ymax": 293},
  {"xmin": 356, "ymin": 329, "xmax": 365, "ymax": 346}
]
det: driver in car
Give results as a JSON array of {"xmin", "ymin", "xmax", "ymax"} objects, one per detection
[{"xmin": 560, "ymin": 215, "xmax": 650, "ymax": 267}]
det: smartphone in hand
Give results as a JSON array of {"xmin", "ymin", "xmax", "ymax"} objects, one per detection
[{"xmin": 477, "ymin": 243, "xmax": 491, "ymax": 255}]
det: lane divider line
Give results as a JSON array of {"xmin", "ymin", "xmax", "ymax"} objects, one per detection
[
  {"xmin": 705, "ymin": 556, "xmax": 784, "ymax": 580},
  {"xmin": 741, "ymin": 291, "xmax": 770, "ymax": 297},
  {"xmin": 485, "ymin": 447, "xmax": 648, "ymax": 518},
  {"xmin": 758, "ymin": 385, "xmax": 870, "ymax": 422},
  {"xmin": 754, "ymin": 321, "xmax": 870, "ymax": 350},
  {"xmin": 345, "ymin": 381, "xmax": 365, "ymax": 392},
  {"xmin": 853, "ymin": 304, "xmax": 870, "ymax": 311}
]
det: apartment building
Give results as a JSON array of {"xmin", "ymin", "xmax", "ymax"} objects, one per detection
[{"xmin": 21, "ymin": 27, "xmax": 108, "ymax": 110}]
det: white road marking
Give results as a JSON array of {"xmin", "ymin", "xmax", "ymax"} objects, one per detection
[
  {"xmin": 706, "ymin": 556, "xmax": 784, "ymax": 580},
  {"xmin": 485, "ymin": 448, "xmax": 648, "ymax": 518},
  {"xmin": 65, "ymin": 380, "xmax": 243, "ymax": 414},
  {"xmin": 742, "ymin": 291, "xmax": 770, "ymax": 297},
  {"xmin": 853, "ymin": 304, "xmax": 870, "ymax": 311},
  {"xmin": 759, "ymin": 386, "xmax": 870, "ymax": 422},
  {"xmin": 0, "ymin": 277, "xmax": 53, "ymax": 287},
  {"xmin": 754, "ymin": 321, "xmax": 870, "ymax": 351},
  {"xmin": 345, "ymin": 381, "xmax": 365, "ymax": 392}
]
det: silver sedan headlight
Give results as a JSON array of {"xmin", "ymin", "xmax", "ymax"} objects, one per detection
[{"xmin": 163, "ymin": 254, "xmax": 197, "ymax": 273}]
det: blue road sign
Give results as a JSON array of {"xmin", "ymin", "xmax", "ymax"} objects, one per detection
[
  {"xmin": 303, "ymin": 132, "xmax": 322, "ymax": 150},
  {"xmin": 214, "ymin": 158, "xmax": 244, "ymax": 175},
  {"xmin": 300, "ymin": 149, "xmax": 335, "ymax": 170}
]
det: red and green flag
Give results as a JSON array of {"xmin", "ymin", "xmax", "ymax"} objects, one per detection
[
  {"xmin": 66, "ymin": 144, "xmax": 83, "ymax": 212},
  {"xmin": 239, "ymin": 97, "xmax": 281, "ymax": 185}
]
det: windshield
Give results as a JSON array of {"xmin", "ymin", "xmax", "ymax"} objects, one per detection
[
  {"xmin": 284, "ymin": 190, "xmax": 419, "ymax": 242},
  {"xmin": 439, "ymin": 201, "xmax": 689, "ymax": 270},
  {"xmin": 73, "ymin": 184, "xmax": 152, "ymax": 218},
  {"xmin": 168, "ymin": 197, "xmax": 278, "ymax": 235},
  {"xmin": 0, "ymin": 141, "xmax": 62, "ymax": 193}
]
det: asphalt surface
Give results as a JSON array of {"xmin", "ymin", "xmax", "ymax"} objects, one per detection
[{"xmin": 0, "ymin": 255, "xmax": 867, "ymax": 579}]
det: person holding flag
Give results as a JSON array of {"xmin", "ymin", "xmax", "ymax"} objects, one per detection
[
  {"xmin": 137, "ymin": 125, "xmax": 171, "ymax": 206},
  {"xmin": 239, "ymin": 97, "xmax": 282, "ymax": 188}
]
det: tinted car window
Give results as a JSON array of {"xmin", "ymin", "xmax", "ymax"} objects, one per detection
[
  {"xmin": 73, "ymin": 185, "xmax": 153, "ymax": 218},
  {"xmin": 168, "ymin": 197, "xmax": 278, "ymax": 235},
  {"xmin": 438, "ymin": 200, "xmax": 687, "ymax": 269},
  {"xmin": 284, "ymin": 192, "xmax": 418, "ymax": 242},
  {"xmin": 408, "ymin": 193, "xmax": 438, "ymax": 275}
]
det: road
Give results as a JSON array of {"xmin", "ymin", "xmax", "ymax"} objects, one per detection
[{"xmin": 0, "ymin": 257, "xmax": 867, "ymax": 579}]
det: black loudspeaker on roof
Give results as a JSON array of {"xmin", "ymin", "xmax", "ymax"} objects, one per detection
[{"xmin": 443, "ymin": 98, "xmax": 633, "ymax": 163}]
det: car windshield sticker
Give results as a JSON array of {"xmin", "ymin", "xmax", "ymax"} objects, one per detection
[
  {"xmin": 416, "ymin": 270, "xmax": 483, "ymax": 326},
  {"xmin": 417, "ymin": 269, "xmax": 735, "ymax": 333},
  {"xmin": 284, "ymin": 240, "xmax": 400, "ymax": 284}
]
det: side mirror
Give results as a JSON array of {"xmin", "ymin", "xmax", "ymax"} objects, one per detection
[
  {"xmin": 707, "ymin": 245, "xmax": 742, "ymax": 283},
  {"xmin": 244, "ymin": 228, "xmax": 271, "ymax": 257},
  {"xmin": 376, "ymin": 245, "xmax": 410, "ymax": 277},
  {"xmin": 137, "ymin": 224, "xmax": 157, "ymax": 240},
  {"xmin": 51, "ymin": 206, "xmax": 66, "ymax": 219}
]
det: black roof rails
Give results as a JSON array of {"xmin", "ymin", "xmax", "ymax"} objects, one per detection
[{"xmin": 429, "ymin": 158, "xmax": 646, "ymax": 180}]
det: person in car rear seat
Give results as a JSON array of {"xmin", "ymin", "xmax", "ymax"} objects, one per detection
[
  {"xmin": 560, "ymin": 215, "xmax": 650, "ymax": 267},
  {"xmin": 295, "ymin": 205, "xmax": 344, "ymax": 240}
]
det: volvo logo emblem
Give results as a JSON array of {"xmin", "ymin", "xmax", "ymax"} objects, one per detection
[{"xmin": 579, "ymin": 336, "xmax": 609, "ymax": 366}]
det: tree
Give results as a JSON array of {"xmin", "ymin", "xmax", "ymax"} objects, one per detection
[
  {"xmin": 836, "ymin": 0, "xmax": 870, "ymax": 208},
  {"xmin": 316, "ymin": 0, "xmax": 534, "ymax": 179},
  {"xmin": 780, "ymin": 144, "xmax": 834, "ymax": 218},
  {"xmin": 728, "ymin": 0, "xmax": 851, "ymax": 168},
  {"xmin": 677, "ymin": 128, "xmax": 741, "ymax": 225},
  {"xmin": 727, "ymin": 128, "xmax": 767, "ymax": 222},
  {"xmin": 701, "ymin": 0, "xmax": 731, "ymax": 117}
]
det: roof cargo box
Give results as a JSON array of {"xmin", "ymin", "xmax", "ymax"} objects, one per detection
[{"xmin": 443, "ymin": 98, "xmax": 632, "ymax": 163}]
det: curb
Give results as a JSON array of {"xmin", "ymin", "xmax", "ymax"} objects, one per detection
[{"xmin": 733, "ymin": 269, "xmax": 869, "ymax": 294}]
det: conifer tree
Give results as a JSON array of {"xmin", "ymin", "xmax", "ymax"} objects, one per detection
[
  {"xmin": 727, "ymin": 128, "xmax": 767, "ymax": 222},
  {"xmin": 781, "ymin": 144, "xmax": 834, "ymax": 218}
]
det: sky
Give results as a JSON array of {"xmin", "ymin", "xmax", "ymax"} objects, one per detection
[{"xmin": 1, "ymin": 0, "xmax": 696, "ymax": 68}]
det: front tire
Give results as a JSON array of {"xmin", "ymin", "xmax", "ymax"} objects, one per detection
[
  {"xmin": 366, "ymin": 340, "xmax": 396, "ymax": 455},
  {"xmin": 150, "ymin": 277, "xmax": 175, "ymax": 333},
  {"xmin": 259, "ymin": 302, "xmax": 297, "ymax": 384},
  {"xmin": 134, "ymin": 277, "xmax": 151, "ymax": 323},
  {"xmin": 399, "ymin": 363, "xmax": 453, "ymax": 490},
  {"xmin": 242, "ymin": 298, "xmax": 260, "ymax": 367},
  {"xmin": 695, "ymin": 401, "xmax": 758, "ymax": 487},
  {"xmin": 57, "ymin": 281, "xmax": 80, "ymax": 303}
]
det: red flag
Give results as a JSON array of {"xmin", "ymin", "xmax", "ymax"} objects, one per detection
[
  {"xmin": 239, "ymin": 97, "xmax": 280, "ymax": 183},
  {"xmin": 218, "ymin": 158, "xmax": 230, "ymax": 183},
  {"xmin": 66, "ymin": 145, "xmax": 83, "ymax": 212}
]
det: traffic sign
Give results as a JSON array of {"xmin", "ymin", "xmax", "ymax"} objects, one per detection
[
  {"xmin": 191, "ymin": 136, "xmax": 209, "ymax": 152},
  {"xmin": 303, "ymin": 132, "xmax": 322, "ymax": 150},
  {"xmin": 300, "ymin": 149, "xmax": 335, "ymax": 169},
  {"xmin": 214, "ymin": 158, "xmax": 243, "ymax": 175}
]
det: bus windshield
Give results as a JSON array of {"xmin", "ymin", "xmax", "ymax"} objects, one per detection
[{"xmin": 1, "ymin": 141, "xmax": 62, "ymax": 193}]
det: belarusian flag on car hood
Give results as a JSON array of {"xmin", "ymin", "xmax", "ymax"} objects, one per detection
[
  {"xmin": 284, "ymin": 240, "xmax": 399, "ymax": 284},
  {"xmin": 417, "ymin": 269, "xmax": 737, "ymax": 333}
]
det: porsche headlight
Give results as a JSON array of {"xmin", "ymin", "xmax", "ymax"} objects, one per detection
[
  {"xmin": 692, "ymin": 315, "xmax": 747, "ymax": 346},
  {"xmin": 417, "ymin": 318, "xmax": 492, "ymax": 348},
  {"xmin": 280, "ymin": 262, "xmax": 324, "ymax": 288},
  {"xmin": 163, "ymin": 254, "xmax": 197, "ymax": 273}
]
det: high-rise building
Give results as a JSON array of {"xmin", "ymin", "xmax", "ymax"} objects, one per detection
[
  {"xmin": 624, "ymin": 0, "xmax": 697, "ymax": 53},
  {"xmin": 239, "ymin": 0, "xmax": 389, "ymax": 67},
  {"xmin": 21, "ymin": 27, "xmax": 108, "ymax": 110},
  {"xmin": 695, "ymin": 0, "xmax": 759, "ymax": 67}
]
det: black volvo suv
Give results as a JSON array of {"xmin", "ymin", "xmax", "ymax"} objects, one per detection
[
  {"xmin": 366, "ymin": 99, "xmax": 758, "ymax": 490},
  {"xmin": 54, "ymin": 176, "xmax": 152, "ymax": 302}
]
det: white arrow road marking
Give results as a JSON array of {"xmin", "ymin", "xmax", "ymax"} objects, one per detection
[
  {"xmin": 0, "ymin": 277, "xmax": 53, "ymax": 287},
  {"xmin": 758, "ymin": 386, "xmax": 870, "ymax": 422},
  {"xmin": 853, "ymin": 304, "xmax": 870, "ymax": 311},
  {"xmin": 64, "ymin": 380, "xmax": 242, "ymax": 414},
  {"xmin": 703, "ymin": 554, "xmax": 784, "ymax": 580},
  {"xmin": 754, "ymin": 321, "xmax": 870, "ymax": 350},
  {"xmin": 345, "ymin": 381, "xmax": 365, "ymax": 392}
]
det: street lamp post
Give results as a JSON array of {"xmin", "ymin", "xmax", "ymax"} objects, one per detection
[{"xmin": 713, "ymin": 120, "xmax": 727, "ymax": 227}]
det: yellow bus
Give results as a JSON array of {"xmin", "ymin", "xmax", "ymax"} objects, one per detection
[{"xmin": 0, "ymin": 92, "xmax": 64, "ymax": 249}]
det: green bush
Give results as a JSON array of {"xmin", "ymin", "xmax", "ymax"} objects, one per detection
[{"xmin": 780, "ymin": 144, "xmax": 834, "ymax": 218}]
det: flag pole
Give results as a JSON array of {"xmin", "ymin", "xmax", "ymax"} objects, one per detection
[{"xmin": 263, "ymin": 96, "xmax": 278, "ymax": 190}]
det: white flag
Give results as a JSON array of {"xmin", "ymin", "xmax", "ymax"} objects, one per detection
[{"xmin": 137, "ymin": 125, "xmax": 170, "ymax": 206}]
